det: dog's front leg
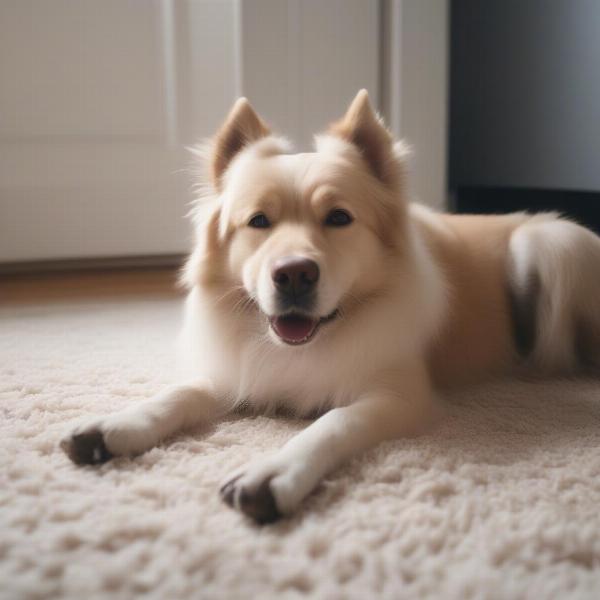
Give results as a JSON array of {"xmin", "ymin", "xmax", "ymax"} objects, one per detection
[
  {"xmin": 221, "ymin": 365, "xmax": 436, "ymax": 523},
  {"xmin": 61, "ymin": 380, "xmax": 223, "ymax": 465}
]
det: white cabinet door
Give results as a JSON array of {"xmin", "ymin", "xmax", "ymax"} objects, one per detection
[
  {"xmin": 0, "ymin": 0, "xmax": 383, "ymax": 264},
  {"xmin": 0, "ymin": 0, "xmax": 237, "ymax": 262}
]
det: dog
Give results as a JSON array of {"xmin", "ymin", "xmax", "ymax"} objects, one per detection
[{"xmin": 61, "ymin": 90, "xmax": 600, "ymax": 523}]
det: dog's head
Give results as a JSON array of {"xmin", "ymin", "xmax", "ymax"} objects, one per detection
[{"xmin": 186, "ymin": 90, "xmax": 410, "ymax": 347}]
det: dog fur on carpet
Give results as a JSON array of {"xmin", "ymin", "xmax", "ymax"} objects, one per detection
[{"xmin": 2, "ymin": 296, "xmax": 600, "ymax": 600}]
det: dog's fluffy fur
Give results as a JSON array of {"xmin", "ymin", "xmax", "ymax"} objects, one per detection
[{"xmin": 62, "ymin": 91, "xmax": 600, "ymax": 523}]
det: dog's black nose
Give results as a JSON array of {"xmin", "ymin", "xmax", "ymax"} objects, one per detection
[{"xmin": 271, "ymin": 256, "xmax": 320, "ymax": 297}]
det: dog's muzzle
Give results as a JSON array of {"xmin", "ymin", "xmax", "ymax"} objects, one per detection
[
  {"xmin": 267, "ymin": 255, "xmax": 338, "ymax": 345},
  {"xmin": 271, "ymin": 255, "xmax": 319, "ymax": 312}
]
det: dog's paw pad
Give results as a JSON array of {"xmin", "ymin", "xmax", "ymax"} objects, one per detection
[
  {"xmin": 220, "ymin": 475, "xmax": 282, "ymax": 524},
  {"xmin": 60, "ymin": 430, "xmax": 113, "ymax": 465}
]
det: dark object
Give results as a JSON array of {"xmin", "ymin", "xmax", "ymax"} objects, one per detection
[
  {"xmin": 450, "ymin": 0, "xmax": 600, "ymax": 230},
  {"xmin": 454, "ymin": 187, "xmax": 600, "ymax": 235},
  {"xmin": 61, "ymin": 430, "xmax": 113, "ymax": 465}
]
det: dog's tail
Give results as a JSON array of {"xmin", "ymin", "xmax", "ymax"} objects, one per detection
[{"xmin": 509, "ymin": 215, "xmax": 600, "ymax": 372}]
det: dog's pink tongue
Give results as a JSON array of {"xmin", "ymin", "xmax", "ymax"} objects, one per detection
[{"xmin": 272, "ymin": 315, "xmax": 317, "ymax": 344}]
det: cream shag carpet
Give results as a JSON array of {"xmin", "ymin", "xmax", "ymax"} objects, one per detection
[{"xmin": 2, "ymin": 296, "xmax": 600, "ymax": 600}]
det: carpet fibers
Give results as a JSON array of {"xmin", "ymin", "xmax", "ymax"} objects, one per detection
[{"xmin": 2, "ymin": 296, "xmax": 600, "ymax": 599}]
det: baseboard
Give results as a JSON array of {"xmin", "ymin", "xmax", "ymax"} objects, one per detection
[
  {"xmin": 0, "ymin": 254, "xmax": 186, "ymax": 276},
  {"xmin": 452, "ymin": 186, "xmax": 600, "ymax": 235}
]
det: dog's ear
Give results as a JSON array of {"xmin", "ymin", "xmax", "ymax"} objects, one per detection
[
  {"xmin": 211, "ymin": 97, "xmax": 271, "ymax": 190},
  {"xmin": 329, "ymin": 89, "xmax": 395, "ymax": 184}
]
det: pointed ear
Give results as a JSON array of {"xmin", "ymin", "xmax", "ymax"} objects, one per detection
[
  {"xmin": 211, "ymin": 97, "xmax": 270, "ymax": 190},
  {"xmin": 329, "ymin": 89, "xmax": 395, "ymax": 184}
]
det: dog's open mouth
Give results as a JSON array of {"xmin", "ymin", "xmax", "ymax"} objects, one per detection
[{"xmin": 269, "ymin": 310, "xmax": 338, "ymax": 345}]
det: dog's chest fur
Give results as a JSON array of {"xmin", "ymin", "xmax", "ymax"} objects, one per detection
[{"xmin": 180, "ymin": 263, "xmax": 441, "ymax": 415}]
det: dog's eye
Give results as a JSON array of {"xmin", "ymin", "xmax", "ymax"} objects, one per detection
[
  {"xmin": 325, "ymin": 209, "xmax": 353, "ymax": 227},
  {"xmin": 248, "ymin": 213, "xmax": 271, "ymax": 228}
]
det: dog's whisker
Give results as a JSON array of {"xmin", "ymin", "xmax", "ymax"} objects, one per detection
[
  {"xmin": 212, "ymin": 286, "xmax": 247, "ymax": 308},
  {"xmin": 232, "ymin": 295, "xmax": 257, "ymax": 316}
]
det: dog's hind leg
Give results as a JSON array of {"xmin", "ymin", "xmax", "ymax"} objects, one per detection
[
  {"xmin": 60, "ymin": 380, "xmax": 223, "ymax": 465},
  {"xmin": 508, "ymin": 216, "xmax": 600, "ymax": 373}
]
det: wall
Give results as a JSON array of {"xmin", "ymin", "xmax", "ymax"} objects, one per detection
[{"xmin": 381, "ymin": 0, "xmax": 449, "ymax": 209}]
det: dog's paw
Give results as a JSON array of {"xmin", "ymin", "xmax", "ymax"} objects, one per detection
[
  {"xmin": 60, "ymin": 428, "xmax": 113, "ymax": 465},
  {"xmin": 220, "ymin": 457, "xmax": 317, "ymax": 524},
  {"xmin": 60, "ymin": 408, "xmax": 163, "ymax": 466},
  {"xmin": 220, "ymin": 472, "xmax": 282, "ymax": 524}
]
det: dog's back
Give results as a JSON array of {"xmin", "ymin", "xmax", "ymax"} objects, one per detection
[{"xmin": 412, "ymin": 204, "xmax": 600, "ymax": 387}]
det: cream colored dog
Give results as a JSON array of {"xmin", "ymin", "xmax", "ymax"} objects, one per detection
[{"xmin": 61, "ymin": 91, "xmax": 600, "ymax": 523}]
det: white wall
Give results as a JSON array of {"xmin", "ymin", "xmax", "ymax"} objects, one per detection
[
  {"xmin": 241, "ymin": 0, "xmax": 449, "ymax": 208},
  {"xmin": 381, "ymin": 0, "xmax": 449, "ymax": 210},
  {"xmin": 0, "ymin": 0, "xmax": 448, "ymax": 264},
  {"xmin": 238, "ymin": 0, "xmax": 379, "ymax": 151}
]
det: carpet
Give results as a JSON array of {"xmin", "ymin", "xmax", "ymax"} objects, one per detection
[{"xmin": 2, "ymin": 295, "xmax": 600, "ymax": 599}]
